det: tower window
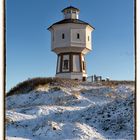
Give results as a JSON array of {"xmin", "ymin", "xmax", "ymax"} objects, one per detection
[
  {"xmin": 63, "ymin": 60, "xmax": 69, "ymax": 69},
  {"xmin": 62, "ymin": 33, "xmax": 65, "ymax": 39},
  {"xmin": 72, "ymin": 11, "xmax": 76, "ymax": 14},
  {"xmin": 88, "ymin": 36, "xmax": 90, "ymax": 41},
  {"xmin": 77, "ymin": 33, "xmax": 80, "ymax": 39},
  {"xmin": 82, "ymin": 61, "xmax": 86, "ymax": 70}
]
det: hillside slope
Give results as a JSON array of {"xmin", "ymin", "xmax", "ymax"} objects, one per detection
[{"xmin": 6, "ymin": 81, "xmax": 135, "ymax": 140}]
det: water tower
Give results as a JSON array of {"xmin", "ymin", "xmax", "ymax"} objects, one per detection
[{"xmin": 48, "ymin": 6, "xmax": 94, "ymax": 81}]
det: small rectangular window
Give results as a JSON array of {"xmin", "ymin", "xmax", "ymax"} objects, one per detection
[
  {"xmin": 62, "ymin": 33, "xmax": 65, "ymax": 39},
  {"xmin": 77, "ymin": 33, "xmax": 80, "ymax": 39},
  {"xmin": 88, "ymin": 36, "xmax": 90, "ymax": 41}
]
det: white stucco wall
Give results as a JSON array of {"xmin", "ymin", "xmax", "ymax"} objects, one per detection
[
  {"xmin": 85, "ymin": 26, "xmax": 93, "ymax": 50},
  {"xmin": 52, "ymin": 25, "xmax": 70, "ymax": 49},
  {"xmin": 50, "ymin": 24, "xmax": 93, "ymax": 54},
  {"xmin": 71, "ymin": 29, "xmax": 86, "ymax": 43}
]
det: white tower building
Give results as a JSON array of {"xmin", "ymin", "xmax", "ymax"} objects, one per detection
[{"xmin": 48, "ymin": 6, "xmax": 94, "ymax": 81}]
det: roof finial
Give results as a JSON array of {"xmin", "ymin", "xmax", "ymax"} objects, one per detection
[{"xmin": 69, "ymin": 0, "xmax": 72, "ymax": 6}]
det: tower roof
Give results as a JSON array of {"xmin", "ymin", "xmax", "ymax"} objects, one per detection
[
  {"xmin": 48, "ymin": 19, "xmax": 94, "ymax": 30},
  {"xmin": 61, "ymin": 6, "xmax": 80, "ymax": 13},
  {"xmin": 48, "ymin": 6, "xmax": 94, "ymax": 30}
]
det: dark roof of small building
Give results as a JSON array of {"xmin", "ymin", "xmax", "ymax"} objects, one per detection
[
  {"xmin": 61, "ymin": 6, "xmax": 80, "ymax": 12},
  {"xmin": 48, "ymin": 19, "xmax": 94, "ymax": 30}
]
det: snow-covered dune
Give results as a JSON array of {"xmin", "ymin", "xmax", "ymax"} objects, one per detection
[{"xmin": 6, "ymin": 82, "xmax": 135, "ymax": 140}]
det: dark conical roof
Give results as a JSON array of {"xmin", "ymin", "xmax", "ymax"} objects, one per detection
[
  {"xmin": 48, "ymin": 6, "xmax": 94, "ymax": 30},
  {"xmin": 62, "ymin": 6, "xmax": 80, "ymax": 12},
  {"xmin": 48, "ymin": 19, "xmax": 94, "ymax": 30}
]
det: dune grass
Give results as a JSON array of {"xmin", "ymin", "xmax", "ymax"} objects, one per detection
[{"xmin": 7, "ymin": 77, "xmax": 80, "ymax": 96}]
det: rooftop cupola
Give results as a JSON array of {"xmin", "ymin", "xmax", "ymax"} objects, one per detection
[{"xmin": 62, "ymin": 6, "xmax": 80, "ymax": 19}]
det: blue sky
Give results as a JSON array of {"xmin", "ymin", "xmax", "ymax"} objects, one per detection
[{"xmin": 6, "ymin": 0, "xmax": 134, "ymax": 91}]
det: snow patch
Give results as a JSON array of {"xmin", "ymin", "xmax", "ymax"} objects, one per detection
[{"xmin": 6, "ymin": 83, "xmax": 135, "ymax": 140}]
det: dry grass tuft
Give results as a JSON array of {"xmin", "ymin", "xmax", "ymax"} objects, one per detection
[
  {"xmin": 105, "ymin": 92, "xmax": 116, "ymax": 99},
  {"xmin": 5, "ymin": 117, "xmax": 13, "ymax": 124},
  {"xmin": 49, "ymin": 86, "xmax": 62, "ymax": 92},
  {"xmin": 72, "ymin": 91, "xmax": 81, "ymax": 99},
  {"xmin": 101, "ymin": 80, "xmax": 135, "ymax": 87},
  {"xmin": 79, "ymin": 88, "xmax": 87, "ymax": 94}
]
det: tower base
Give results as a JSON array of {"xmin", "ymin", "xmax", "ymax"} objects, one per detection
[
  {"xmin": 56, "ymin": 72, "xmax": 87, "ymax": 81},
  {"xmin": 56, "ymin": 52, "xmax": 87, "ymax": 81}
]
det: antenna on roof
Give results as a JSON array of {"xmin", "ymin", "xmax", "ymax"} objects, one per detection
[{"xmin": 69, "ymin": 0, "xmax": 72, "ymax": 6}]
